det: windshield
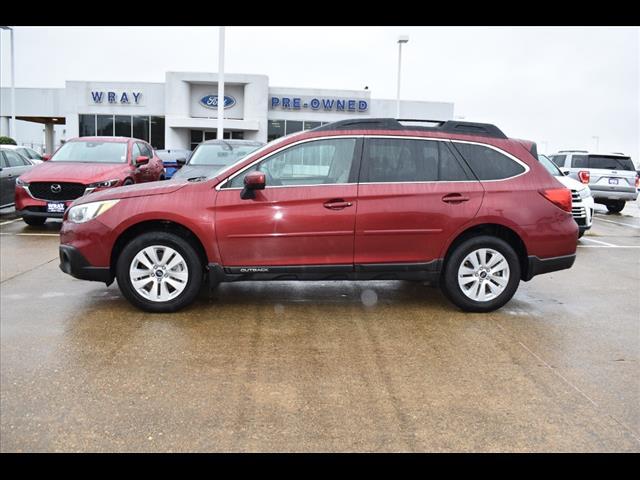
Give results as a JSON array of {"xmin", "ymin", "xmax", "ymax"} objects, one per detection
[
  {"xmin": 538, "ymin": 154, "xmax": 563, "ymax": 176},
  {"xmin": 188, "ymin": 143, "xmax": 262, "ymax": 166},
  {"xmin": 52, "ymin": 141, "xmax": 128, "ymax": 163}
]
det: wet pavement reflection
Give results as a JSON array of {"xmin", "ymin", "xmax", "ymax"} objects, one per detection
[{"xmin": 1, "ymin": 212, "xmax": 638, "ymax": 452}]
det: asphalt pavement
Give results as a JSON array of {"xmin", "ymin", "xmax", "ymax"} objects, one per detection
[{"xmin": 1, "ymin": 201, "xmax": 638, "ymax": 452}]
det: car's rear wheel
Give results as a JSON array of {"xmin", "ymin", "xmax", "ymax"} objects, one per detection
[
  {"xmin": 123, "ymin": 178, "xmax": 134, "ymax": 186},
  {"xmin": 605, "ymin": 200, "xmax": 625, "ymax": 213},
  {"xmin": 116, "ymin": 232, "xmax": 203, "ymax": 313},
  {"xmin": 23, "ymin": 216, "xmax": 46, "ymax": 226},
  {"xmin": 442, "ymin": 235, "xmax": 521, "ymax": 313}
]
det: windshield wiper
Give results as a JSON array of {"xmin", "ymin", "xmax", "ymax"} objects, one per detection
[{"xmin": 187, "ymin": 176, "xmax": 208, "ymax": 182}]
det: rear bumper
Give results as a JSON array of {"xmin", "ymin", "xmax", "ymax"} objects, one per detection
[
  {"xmin": 523, "ymin": 254, "xmax": 576, "ymax": 281},
  {"xmin": 590, "ymin": 188, "xmax": 637, "ymax": 202},
  {"xmin": 59, "ymin": 244, "xmax": 113, "ymax": 285}
]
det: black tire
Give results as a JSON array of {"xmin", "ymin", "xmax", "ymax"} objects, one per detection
[
  {"xmin": 441, "ymin": 235, "xmax": 521, "ymax": 313},
  {"xmin": 578, "ymin": 230, "xmax": 585, "ymax": 239},
  {"xmin": 123, "ymin": 178, "xmax": 134, "ymax": 186},
  {"xmin": 23, "ymin": 216, "xmax": 46, "ymax": 226},
  {"xmin": 606, "ymin": 200, "xmax": 625, "ymax": 214},
  {"xmin": 115, "ymin": 231, "xmax": 203, "ymax": 313}
]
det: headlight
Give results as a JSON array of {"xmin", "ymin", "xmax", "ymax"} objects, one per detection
[
  {"xmin": 87, "ymin": 179, "xmax": 119, "ymax": 189},
  {"xmin": 15, "ymin": 177, "xmax": 28, "ymax": 187},
  {"xmin": 67, "ymin": 200, "xmax": 120, "ymax": 224},
  {"xmin": 579, "ymin": 187, "xmax": 591, "ymax": 199}
]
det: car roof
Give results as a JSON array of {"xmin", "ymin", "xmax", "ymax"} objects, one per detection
[
  {"xmin": 200, "ymin": 139, "xmax": 264, "ymax": 146},
  {"xmin": 70, "ymin": 136, "xmax": 134, "ymax": 143},
  {"xmin": 553, "ymin": 150, "xmax": 630, "ymax": 157}
]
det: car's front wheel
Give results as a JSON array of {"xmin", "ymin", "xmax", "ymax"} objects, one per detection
[
  {"xmin": 116, "ymin": 232, "xmax": 203, "ymax": 312},
  {"xmin": 442, "ymin": 235, "xmax": 521, "ymax": 313}
]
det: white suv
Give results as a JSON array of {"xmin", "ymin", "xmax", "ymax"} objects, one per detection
[
  {"xmin": 539, "ymin": 154, "xmax": 594, "ymax": 238},
  {"xmin": 549, "ymin": 150, "xmax": 638, "ymax": 213}
]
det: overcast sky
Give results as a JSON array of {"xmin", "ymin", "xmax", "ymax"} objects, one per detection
[{"xmin": 1, "ymin": 26, "xmax": 638, "ymax": 162}]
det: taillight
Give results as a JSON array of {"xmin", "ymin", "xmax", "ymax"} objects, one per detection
[
  {"xmin": 636, "ymin": 175, "xmax": 639, "ymax": 188},
  {"xmin": 540, "ymin": 188, "xmax": 572, "ymax": 213},
  {"xmin": 578, "ymin": 170, "xmax": 590, "ymax": 184}
]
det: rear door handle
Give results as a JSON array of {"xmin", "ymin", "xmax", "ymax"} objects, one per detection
[
  {"xmin": 323, "ymin": 199, "xmax": 353, "ymax": 210},
  {"xmin": 442, "ymin": 193, "xmax": 470, "ymax": 204}
]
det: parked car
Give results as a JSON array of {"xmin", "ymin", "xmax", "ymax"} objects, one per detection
[
  {"xmin": 2, "ymin": 144, "xmax": 44, "ymax": 164},
  {"xmin": 156, "ymin": 149, "xmax": 192, "ymax": 179},
  {"xmin": 1, "ymin": 147, "xmax": 35, "ymax": 208},
  {"xmin": 15, "ymin": 136, "xmax": 165, "ymax": 226},
  {"xmin": 548, "ymin": 150, "xmax": 638, "ymax": 213},
  {"xmin": 171, "ymin": 140, "xmax": 264, "ymax": 181},
  {"xmin": 59, "ymin": 118, "xmax": 578, "ymax": 313},
  {"xmin": 538, "ymin": 154, "xmax": 594, "ymax": 238}
]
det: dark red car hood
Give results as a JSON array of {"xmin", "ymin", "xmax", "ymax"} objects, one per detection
[
  {"xmin": 19, "ymin": 161, "xmax": 132, "ymax": 184},
  {"xmin": 73, "ymin": 179, "xmax": 190, "ymax": 205}
]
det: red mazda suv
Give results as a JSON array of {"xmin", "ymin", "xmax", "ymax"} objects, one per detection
[
  {"xmin": 15, "ymin": 136, "xmax": 165, "ymax": 225},
  {"xmin": 58, "ymin": 119, "xmax": 578, "ymax": 313}
]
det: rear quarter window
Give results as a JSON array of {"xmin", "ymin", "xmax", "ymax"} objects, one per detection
[
  {"xmin": 571, "ymin": 155, "xmax": 588, "ymax": 168},
  {"xmin": 452, "ymin": 142, "xmax": 525, "ymax": 180}
]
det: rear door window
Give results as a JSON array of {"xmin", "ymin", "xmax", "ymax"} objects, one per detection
[
  {"xmin": 361, "ymin": 138, "xmax": 470, "ymax": 183},
  {"xmin": 587, "ymin": 155, "xmax": 635, "ymax": 171},
  {"xmin": 452, "ymin": 142, "xmax": 525, "ymax": 180}
]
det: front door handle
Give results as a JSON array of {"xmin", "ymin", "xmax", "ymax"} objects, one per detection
[
  {"xmin": 323, "ymin": 199, "xmax": 353, "ymax": 210},
  {"xmin": 442, "ymin": 193, "xmax": 470, "ymax": 204}
]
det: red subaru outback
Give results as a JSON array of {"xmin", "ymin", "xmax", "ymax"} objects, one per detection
[
  {"xmin": 15, "ymin": 136, "xmax": 165, "ymax": 225},
  {"xmin": 58, "ymin": 119, "xmax": 578, "ymax": 313}
]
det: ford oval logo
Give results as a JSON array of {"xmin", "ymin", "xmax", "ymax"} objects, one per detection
[{"xmin": 199, "ymin": 95, "xmax": 236, "ymax": 110}]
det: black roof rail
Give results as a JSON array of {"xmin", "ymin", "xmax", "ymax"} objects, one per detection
[{"xmin": 311, "ymin": 118, "xmax": 507, "ymax": 139}]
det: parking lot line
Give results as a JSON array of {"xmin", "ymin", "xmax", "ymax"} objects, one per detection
[
  {"xmin": 0, "ymin": 219, "xmax": 20, "ymax": 226},
  {"xmin": 580, "ymin": 237, "xmax": 617, "ymax": 247},
  {"xmin": 593, "ymin": 217, "xmax": 640, "ymax": 229}
]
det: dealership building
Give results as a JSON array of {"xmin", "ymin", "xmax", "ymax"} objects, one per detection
[{"xmin": 0, "ymin": 72, "xmax": 454, "ymax": 153}]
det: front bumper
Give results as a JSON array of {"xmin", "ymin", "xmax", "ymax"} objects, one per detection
[
  {"xmin": 17, "ymin": 208, "xmax": 64, "ymax": 219},
  {"xmin": 59, "ymin": 245, "xmax": 114, "ymax": 285},
  {"xmin": 523, "ymin": 254, "xmax": 576, "ymax": 281}
]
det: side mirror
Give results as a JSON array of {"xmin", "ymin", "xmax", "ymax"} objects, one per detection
[
  {"xmin": 176, "ymin": 158, "xmax": 186, "ymax": 167},
  {"xmin": 240, "ymin": 171, "xmax": 266, "ymax": 199},
  {"xmin": 135, "ymin": 155, "xmax": 150, "ymax": 166},
  {"xmin": 42, "ymin": 153, "xmax": 51, "ymax": 161},
  {"xmin": 561, "ymin": 169, "xmax": 570, "ymax": 176}
]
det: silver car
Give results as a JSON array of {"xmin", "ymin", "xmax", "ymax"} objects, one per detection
[
  {"xmin": 0, "ymin": 147, "xmax": 36, "ymax": 208},
  {"xmin": 549, "ymin": 150, "xmax": 638, "ymax": 213}
]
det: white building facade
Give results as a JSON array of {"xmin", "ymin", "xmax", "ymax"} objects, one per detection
[{"xmin": 0, "ymin": 72, "xmax": 454, "ymax": 153}]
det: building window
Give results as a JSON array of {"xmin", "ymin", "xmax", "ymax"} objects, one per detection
[
  {"xmin": 78, "ymin": 114, "xmax": 165, "ymax": 149},
  {"xmin": 268, "ymin": 120, "xmax": 328, "ymax": 141},
  {"xmin": 96, "ymin": 115, "xmax": 114, "ymax": 136},
  {"xmin": 190, "ymin": 130, "xmax": 244, "ymax": 150},
  {"xmin": 150, "ymin": 117, "xmax": 165, "ymax": 150},
  {"xmin": 115, "ymin": 115, "xmax": 132, "ymax": 137},
  {"xmin": 79, "ymin": 114, "xmax": 96, "ymax": 136},
  {"xmin": 285, "ymin": 120, "xmax": 303, "ymax": 135},
  {"xmin": 132, "ymin": 116, "xmax": 150, "ymax": 142},
  {"xmin": 268, "ymin": 120, "xmax": 285, "ymax": 142}
]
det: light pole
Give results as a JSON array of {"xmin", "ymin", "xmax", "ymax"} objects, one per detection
[
  {"xmin": 396, "ymin": 35, "xmax": 409, "ymax": 119},
  {"xmin": 217, "ymin": 26, "xmax": 225, "ymax": 140},
  {"xmin": 1, "ymin": 26, "xmax": 15, "ymax": 140},
  {"xmin": 592, "ymin": 136, "xmax": 600, "ymax": 152}
]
